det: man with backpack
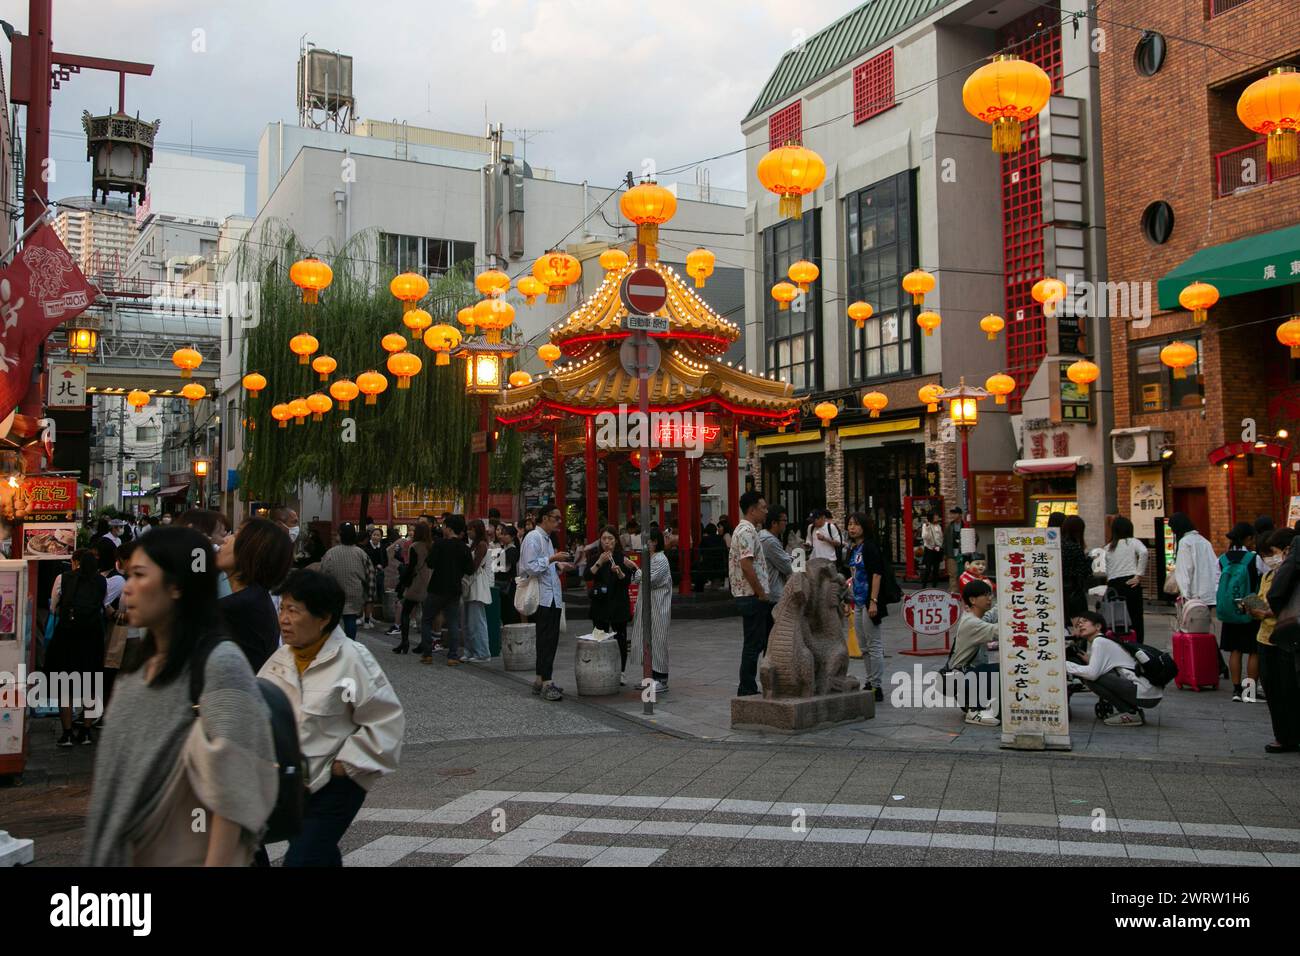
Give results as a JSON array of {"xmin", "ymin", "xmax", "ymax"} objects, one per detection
[
  {"xmin": 1067, "ymin": 611, "xmax": 1167, "ymax": 726},
  {"xmin": 1216, "ymin": 522, "xmax": 1263, "ymax": 702}
]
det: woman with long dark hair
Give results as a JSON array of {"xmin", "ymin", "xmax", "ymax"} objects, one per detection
[
  {"xmin": 47, "ymin": 548, "xmax": 107, "ymax": 746},
  {"xmin": 463, "ymin": 519, "xmax": 494, "ymax": 661},
  {"xmin": 585, "ymin": 525, "xmax": 637, "ymax": 680},
  {"xmin": 83, "ymin": 527, "xmax": 276, "ymax": 866},
  {"xmin": 216, "ymin": 518, "xmax": 294, "ymax": 671},
  {"xmin": 395, "ymin": 521, "xmax": 434, "ymax": 654},
  {"xmin": 1060, "ymin": 515, "xmax": 1093, "ymax": 619},
  {"xmin": 628, "ymin": 527, "xmax": 671, "ymax": 694},
  {"xmin": 496, "ymin": 524, "xmax": 521, "ymax": 625},
  {"xmin": 846, "ymin": 513, "xmax": 886, "ymax": 701},
  {"xmin": 1105, "ymin": 515, "xmax": 1148, "ymax": 642}
]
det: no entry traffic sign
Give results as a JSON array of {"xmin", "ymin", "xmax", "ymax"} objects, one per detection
[{"xmin": 620, "ymin": 267, "xmax": 667, "ymax": 316}]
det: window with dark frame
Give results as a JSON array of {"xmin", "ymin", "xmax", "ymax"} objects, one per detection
[
  {"xmin": 379, "ymin": 233, "xmax": 477, "ymax": 279},
  {"xmin": 853, "ymin": 49, "xmax": 896, "ymax": 124},
  {"xmin": 762, "ymin": 210, "xmax": 822, "ymax": 394},
  {"xmin": 845, "ymin": 171, "xmax": 918, "ymax": 383},
  {"xmin": 1131, "ymin": 337, "xmax": 1204, "ymax": 412}
]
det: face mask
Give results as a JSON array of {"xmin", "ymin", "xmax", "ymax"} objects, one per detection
[
  {"xmin": 288, "ymin": 526, "xmax": 301, "ymax": 543},
  {"xmin": 1265, "ymin": 554, "xmax": 1284, "ymax": 570}
]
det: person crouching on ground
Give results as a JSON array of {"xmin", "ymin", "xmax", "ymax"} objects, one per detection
[
  {"xmin": 947, "ymin": 579, "xmax": 1001, "ymax": 727},
  {"xmin": 260, "ymin": 570, "xmax": 405, "ymax": 866},
  {"xmin": 1066, "ymin": 610, "xmax": 1161, "ymax": 727}
]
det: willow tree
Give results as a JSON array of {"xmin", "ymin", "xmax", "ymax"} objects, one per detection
[{"xmin": 236, "ymin": 221, "xmax": 520, "ymax": 516}]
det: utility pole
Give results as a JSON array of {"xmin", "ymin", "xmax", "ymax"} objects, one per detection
[{"xmin": 117, "ymin": 397, "xmax": 124, "ymax": 513}]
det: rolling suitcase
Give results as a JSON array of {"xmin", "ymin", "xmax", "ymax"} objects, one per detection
[
  {"xmin": 1172, "ymin": 631, "xmax": 1219, "ymax": 691},
  {"xmin": 1101, "ymin": 588, "xmax": 1135, "ymax": 642}
]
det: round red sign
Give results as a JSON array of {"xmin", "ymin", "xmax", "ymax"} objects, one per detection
[{"xmin": 620, "ymin": 268, "xmax": 667, "ymax": 315}]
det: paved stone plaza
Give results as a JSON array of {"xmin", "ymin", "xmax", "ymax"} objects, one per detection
[{"xmin": 8, "ymin": 608, "xmax": 1300, "ymax": 867}]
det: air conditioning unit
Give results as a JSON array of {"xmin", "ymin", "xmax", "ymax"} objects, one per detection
[{"xmin": 1110, "ymin": 426, "xmax": 1168, "ymax": 465}]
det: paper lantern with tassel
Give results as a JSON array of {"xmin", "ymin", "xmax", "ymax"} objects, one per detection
[
  {"xmin": 756, "ymin": 143, "xmax": 826, "ymax": 220},
  {"xmin": 862, "ymin": 392, "xmax": 889, "ymax": 419},
  {"xmin": 1179, "ymin": 282, "xmax": 1219, "ymax": 325},
  {"xmin": 985, "ymin": 372, "xmax": 1016, "ymax": 405},
  {"xmin": 1237, "ymin": 66, "xmax": 1300, "ymax": 165},
  {"xmin": 962, "ymin": 54, "xmax": 1052, "ymax": 153},
  {"xmin": 980, "ymin": 314, "xmax": 1005, "ymax": 341}
]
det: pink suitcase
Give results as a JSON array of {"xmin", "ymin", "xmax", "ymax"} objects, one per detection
[{"xmin": 1172, "ymin": 631, "xmax": 1219, "ymax": 691}]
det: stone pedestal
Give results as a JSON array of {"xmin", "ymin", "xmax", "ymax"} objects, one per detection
[
  {"xmin": 501, "ymin": 623, "xmax": 536, "ymax": 672},
  {"xmin": 730, "ymin": 690, "xmax": 875, "ymax": 734},
  {"xmin": 0, "ymin": 831, "xmax": 33, "ymax": 867},
  {"xmin": 574, "ymin": 637, "xmax": 621, "ymax": 696}
]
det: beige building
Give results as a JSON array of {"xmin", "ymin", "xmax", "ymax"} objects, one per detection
[{"xmin": 51, "ymin": 197, "xmax": 139, "ymax": 277}]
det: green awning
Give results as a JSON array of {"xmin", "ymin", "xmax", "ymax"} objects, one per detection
[{"xmin": 1157, "ymin": 223, "xmax": 1300, "ymax": 310}]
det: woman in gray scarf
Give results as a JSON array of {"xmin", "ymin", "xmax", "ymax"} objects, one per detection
[{"xmin": 83, "ymin": 527, "xmax": 276, "ymax": 866}]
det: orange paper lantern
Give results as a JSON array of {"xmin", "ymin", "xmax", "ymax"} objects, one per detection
[
  {"xmin": 289, "ymin": 332, "xmax": 319, "ymax": 365},
  {"xmin": 1237, "ymin": 66, "xmax": 1300, "ymax": 164},
  {"xmin": 127, "ymin": 389, "xmax": 150, "ymax": 410},
  {"xmin": 918, "ymin": 384, "xmax": 944, "ymax": 413},
  {"xmin": 311, "ymin": 355, "xmax": 337, "ymax": 382},
  {"xmin": 241, "ymin": 372, "xmax": 267, "ymax": 396},
  {"xmin": 472, "ymin": 298, "xmax": 516, "ymax": 344},
  {"xmin": 290, "ymin": 257, "xmax": 333, "ymax": 304},
  {"xmin": 517, "ymin": 276, "xmax": 546, "ymax": 306},
  {"xmin": 538, "ymin": 343, "xmax": 562, "ymax": 368},
  {"xmin": 771, "ymin": 282, "xmax": 798, "ymax": 311},
  {"xmin": 474, "ymin": 270, "xmax": 511, "ymax": 298},
  {"xmin": 788, "ymin": 260, "xmax": 819, "ymax": 294},
  {"xmin": 1032, "ymin": 277, "xmax": 1068, "ymax": 318},
  {"xmin": 599, "ymin": 248, "xmax": 630, "ymax": 272},
  {"xmin": 181, "ymin": 382, "xmax": 206, "ymax": 406},
  {"xmin": 389, "ymin": 272, "xmax": 430, "ymax": 312},
  {"xmin": 862, "ymin": 392, "xmax": 889, "ymax": 419},
  {"xmin": 756, "ymin": 143, "xmax": 826, "ymax": 220},
  {"xmin": 357, "ymin": 370, "xmax": 388, "ymax": 405},
  {"xmin": 619, "ymin": 181, "xmax": 677, "ymax": 248},
  {"xmin": 985, "ymin": 372, "xmax": 1016, "ymax": 405},
  {"xmin": 457, "ymin": 306, "xmax": 476, "ymax": 332},
  {"xmin": 1160, "ymin": 341, "xmax": 1198, "ymax": 379},
  {"xmin": 1277, "ymin": 319, "xmax": 1300, "ymax": 358},
  {"xmin": 387, "ymin": 351, "xmax": 422, "ymax": 389},
  {"xmin": 917, "ymin": 310, "xmax": 941, "ymax": 336},
  {"xmin": 402, "ymin": 308, "xmax": 433, "ymax": 339},
  {"xmin": 329, "ymin": 379, "xmax": 359, "ymax": 411},
  {"xmin": 423, "ymin": 325, "xmax": 462, "ymax": 366},
  {"xmin": 814, "ymin": 401, "xmax": 838, "ymax": 427},
  {"xmin": 288, "ymin": 397, "xmax": 310, "ymax": 424},
  {"xmin": 508, "ymin": 371, "xmax": 532, "ymax": 388},
  {"xmin": 962, "ymin": 54, "xmax": 1052, "ymax": 153},
  {"xmin": 306, "ymin": 392, "xmax": 333, "ymax": 422},
  {"xmin": 271, "ymin": 403, "xmax": 293, "ymax": 428},
  {"xmin": 532, "ymin": 250, "xmax": 582, "ymax": 304},
  {"xmin": 902, "ymin": 269, "xmax": 935, "ymax": 306},
  {"xmin": 382, "ymin": 332, "xmax": 409, "ymax": 354},
  {"xmin": 980, "ymin": 314, "xmax": 1005, "ymax": 341},
  {"xmin": 172, "ymin": 346, "xmax": 202, "ymax": 378},
  {"xmin": 686, "ymin": 248, "xmax": 716, "ymax": 288},
  {"xmin": 847, "ymin": 301, "xmax": 873, "ymax": 330},
  {"xmin": 1179, "ymin": 281, "xmax": 1219, "ymax": 325},
  {"xmin": 1066, "ymin": 359, "xmax": 1100, "ymax": 396}
]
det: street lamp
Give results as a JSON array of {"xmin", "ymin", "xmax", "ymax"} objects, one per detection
[
  {"xmin": 458, "ymin": 339, "xmax": 518, "ymax": 516},
  {"xmin": 67, "ymin": 326, "xmax": 97, "ymax": 356},
  {"xmin": 191, "ymin": 456, "xmax": 211, "ymax": 506},
  {"xmin": 938, "ymin": 378, "xmax": 988, "ymax": 528}
]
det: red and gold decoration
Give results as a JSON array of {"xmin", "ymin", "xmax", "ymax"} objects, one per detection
[
  {"xmin": 289, "ymin": 332, "xmax": 319, "ymax": 366},
  {"xmin": 1179, "ymin": 281, "xmax": 1219, "ymax": 326},
  {"xmin": 902, "ymin": 269, "xmax": 935, "ymax": 306},
  {"xmin": 357, "ymin": 370, "xmax": 388, "ymax": 405},
  {"xmin": 423, "ymin": 324, "xmax": 462, "ymax": 366},
  {"xmin": 532, "ymin": 250, "xmax": 582, "ymax": 304},
  {"xmin": 962, "ymin": 54, "xmax": 1052, "ymax": 153},
  {"xmin": 306, "ymin": 392, "xmax": 333, "ymax": 422},
  {"xmin": 1237, "ymin": 66, "xmax": 1300, "ymax": 165},
  {"xmin": 771, "ymin": 282, "xmax": 798, "ymax": 311},
  {"xmin": 329, "ymin": 379, "xmax": 359, "ymax": 411},
  {"xmin": 788, "ymin": 260, "xmax": 819, "ymax": 294},
  {"xmin": 630, "ymin": 450, "xmax": 663, "ymax": 470},
  {"xmin": 402, "ymin": 307, "xmax": 433, "ymax": 340},
  {"xmin": 917, "ymin": 310, "xmax": 941, "ymax": 337},
  {"xmin": 619, "ymin": 180, "xmax": 677, "ymax": 250},
  {"xmin": 290, "ymin": 256, "xmax": 333, "ymax": 304},
  {"xmin": 172, "ymin": 346, "xmax": 202, "ymax": 378},
  {"xmin": 387, "ymin": 351, "xmax": 422, "ymax": 389},
  {"xmin": 980, "ymin": 313, "xmax": 1005, "ymax": 341},
  {"xmin": 985, "ymin": 372, "xmax": 1016, "ymax": 405},
  {"xmin": 756, "ymin": 143, "xmax": 826, "ymax": 220},
  {"xmin": 1032, "ymin": 277, "xmax": 1068, "ymax": 318},
  {"xmin": 862, "ymin": 392, "xmax": 889, "ymax": 419},
  {"xmin": 389, "ymin": 272, "xmax": 429, "ymax": 314},
  {"xmin": 686, "ymin": 248, "xmax": 716, "ymax": 288},
  {"xmin": 1160, "ymin": 341, "xmax": 1198, "ymax": 379},
  {"xmin": 241, "ymin": 372, "xmax": 266, "ymax": 396},
  {"xmin": 311, "ymin": 355, "xmax": 337, "ymax": 382},
  {"xmin": 848, "ymin": 301, "xmax": 874, "ymax": 330}
]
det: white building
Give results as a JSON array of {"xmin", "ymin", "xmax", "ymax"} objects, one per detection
[
  {"xmin": 137, "ymin": 151, "xmax": 247, "ymax": 223},
  {"xmin": 51, "ymin": 196, "xmax": 138, "ymax": 277},
  {"xmin": 219, "ymin": 121, "xmax": 747, "ymax": 524}
]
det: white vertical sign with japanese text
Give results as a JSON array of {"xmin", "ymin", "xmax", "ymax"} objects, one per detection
[
  {"xmin": 995, "ymin": 527, "xmax": 1071, "ymax": 750},
  {"xmin": 46, "ymin": 363, "xmax": 87, "ymax": 408}
]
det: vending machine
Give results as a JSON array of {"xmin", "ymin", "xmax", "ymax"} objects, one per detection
[{"xmin": 0, "ymin": 559, "xmax": 31, "ymax": 778}]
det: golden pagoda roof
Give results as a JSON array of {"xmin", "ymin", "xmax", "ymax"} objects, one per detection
[
  {"xmin": 494, "ymin": 346, "xmax": 798, "ymax": 429},
  {"xmin": 548, "ymin": 255, "xmax": 741, "ymax": 358}
]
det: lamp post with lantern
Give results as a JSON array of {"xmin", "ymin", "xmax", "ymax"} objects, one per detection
[
  {"xmin": 459, "ymin": 340, "xmax": 517, "ymax": 517},
  {"xmin": 939, "ymin": 378, "xmax": 988, "ymax": 532},
  {"xmin": 191, "ymin": 456, "xmax": 212, "ymax": 509}
]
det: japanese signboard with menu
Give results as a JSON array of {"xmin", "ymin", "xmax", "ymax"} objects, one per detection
[
  {"xmin": 21, "ymin": 477, "xmax": 78, "ymax": 521},
  {"xmin": 1130, "ymin": 467, "xmax": 1165, "ymax": 538},
  {"xmin": 995, "ymin": 527, "xmax": 1072, "ymax": 750}
]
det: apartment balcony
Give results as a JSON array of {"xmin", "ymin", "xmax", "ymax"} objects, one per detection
[{"xmin": 1215, "ymin": 138, "xmax": 1300, "ymax": 198}]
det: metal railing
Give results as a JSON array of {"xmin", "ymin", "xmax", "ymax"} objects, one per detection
[
  {"xmin": 1215, "ymin": 138, "xmax": 1300, "ymax": 197},
  {"xmin": 1209, "ymin": 0, "xmax": 1256, "ymax": 17}
]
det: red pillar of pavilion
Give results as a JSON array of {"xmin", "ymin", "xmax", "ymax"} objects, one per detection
[
  {"xmin": 608, "ymin": 455, "xmax": 620, "ymax": 529},
  {"xmin": 584, "ymin": 417, "xmax": 599, "ymax": 547},
  {"xmin": 553, "ymin": 433, "xmax": 567, "ymax": 549},
  {"xmin": 676, "ymin": 454, "xmax": 691, "ymax": 594},
  {"xmin": 727, "ymin": 420, "xmax": 740, "ymax": 527}
]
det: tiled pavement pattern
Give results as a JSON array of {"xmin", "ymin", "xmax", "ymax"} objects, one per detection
[{"xmin": 267, "ymin": 733, "xmax": 1300, "ymax": 867}]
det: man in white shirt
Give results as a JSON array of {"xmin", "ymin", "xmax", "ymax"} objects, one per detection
[
  {"xmin": 520, "ymin": 503, "xmax": 572, "ymax": 701},
  {"xmin": 806, "ymin": 509, "xmax": 843, "ymax": 562},
  {"xmin": 1067, "ymin": 611, "xmax": 1162, "ymax": 726},
  {"xmin": 729, "ymin": 491, "xmax": 769, "ymax": 696}
]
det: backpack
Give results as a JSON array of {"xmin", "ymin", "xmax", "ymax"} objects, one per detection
[
  {"xmin": 878, "ymin": 553, "xmax": 903, "ymax": 607},
  {"xmin": 190, "ymin": 638, "xmax": 305, "ymax": 845},
  {"xmin": 1215, "ymin": 551, "xmax": 1255, "ymax": 624},
  {"xmin": 1120, "ymin": 641, "xmax": 1178, "ymax": 688},
  {"xmin": 60, "ymin": 575, "xmax": 105, "ymax": 625}
]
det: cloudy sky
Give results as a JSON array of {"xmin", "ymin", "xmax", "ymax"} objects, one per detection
[{"xmin": 11, "ymin": 0, "xmax": 856, "ymax": 213}]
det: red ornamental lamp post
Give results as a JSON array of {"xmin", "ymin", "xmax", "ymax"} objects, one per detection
[{"xmin": 939, "ymin": 378, "xmax": 988, "ymax": 528}]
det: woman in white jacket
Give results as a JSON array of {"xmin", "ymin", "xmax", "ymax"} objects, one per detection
[{"xmin": 260, "ymin": 569, "xmax": 405, "ymax": 866}]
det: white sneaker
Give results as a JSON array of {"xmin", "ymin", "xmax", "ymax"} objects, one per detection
[
  {"xmin": 653, "ymin": 680, "xmax": 668, "ymax": 695},
  {"xmin": 964, "ymin": 711, "xmax": 1000, "ymax": 727},
  {"xmin": 1104, "ymin": 710, "xmax": 1144, "ymax": 727}
]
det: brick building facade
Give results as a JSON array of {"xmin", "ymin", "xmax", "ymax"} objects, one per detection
[{"xmin": 1103, "ymin": 0, "xmax": 1300, "ymax": 570}]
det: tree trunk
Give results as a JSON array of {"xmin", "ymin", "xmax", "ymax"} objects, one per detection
[{"xmin": 358, "ymin": 488, "xmax": 371, "ymax": 530}]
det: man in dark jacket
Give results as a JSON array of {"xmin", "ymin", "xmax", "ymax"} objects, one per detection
[{"xmin": 417, "ymin": 515, "xmax": 472, "ymax": 665}]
